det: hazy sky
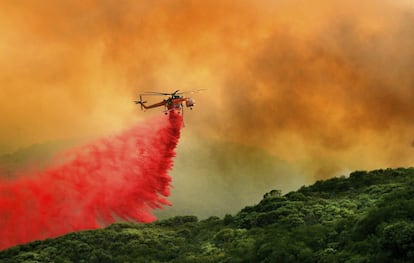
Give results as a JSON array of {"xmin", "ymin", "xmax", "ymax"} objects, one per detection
[{"xmin": 1, "ymin": 0, "xmax": 413, "ymax": 203}]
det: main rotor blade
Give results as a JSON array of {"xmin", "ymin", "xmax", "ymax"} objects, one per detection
[
  {"xmin": 140, "ymin": 89, "xmax": 205, "ymax": 96},
  {"xmin": 141, "ymin": 90, "xmax": 181, "ymax": 96},
  {"xmin": 141, "ymin": 92, "xmax": 172, "ymax": 96},
  {"xmin": 177, "ymin": 88, "xmax": 206, "ymax": 95}
]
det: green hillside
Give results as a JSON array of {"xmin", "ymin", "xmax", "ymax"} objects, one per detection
[{"xmin": 1, "ymin": 167, "xmax": 414, "ymax": 262}]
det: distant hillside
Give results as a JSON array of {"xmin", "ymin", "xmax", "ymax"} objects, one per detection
[
  {"xmin": 0, "ymin": 139, "xmax": 79, "ymax": 177},
  {"xmin": 1, "ymin": 167, "xmax": 414, "ymax": 262},
  {"xmin": 158, "ymin": 138, "xmax": 304, "ymax": 219}
]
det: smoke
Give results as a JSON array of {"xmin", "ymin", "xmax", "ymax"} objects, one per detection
[
  {"xmin": 0, "ymin": 0, "xmax": 414, "ymax": 219},
  {"xmin": 0, "ymin": 113, "xmax": 182, "ymax": 250},
  {"xmin": 185, "ymin": 0, "xmax": 414, "ymax": 179}
]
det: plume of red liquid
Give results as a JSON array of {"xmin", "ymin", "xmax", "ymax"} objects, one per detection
[{"xmin": 0, "ymin": 112, "xmax": 182, "ymax": 250}]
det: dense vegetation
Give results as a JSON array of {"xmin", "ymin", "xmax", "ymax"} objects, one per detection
[{"xmin": 1, "ymin": 167, "xmax": 414, "ymax": 262}]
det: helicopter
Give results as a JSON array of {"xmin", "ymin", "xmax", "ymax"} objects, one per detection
[{"xmin": 134, "ymin": 89, "xmax": 204, "ymax": 115}]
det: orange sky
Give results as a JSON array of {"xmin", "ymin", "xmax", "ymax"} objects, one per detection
[{"xmin": 1, "ymin": 0, "xmax": 413, "ymax": 183}]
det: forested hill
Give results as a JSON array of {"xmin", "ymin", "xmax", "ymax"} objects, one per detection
[{"xmin": 1, "ymin": 167, "xmax": 414, "ymax": 262}]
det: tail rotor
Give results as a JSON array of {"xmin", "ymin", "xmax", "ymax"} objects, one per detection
[
  {"xmin": 134, "ymin": 95, "xmax": 147, "ymax": 111},
  {"xmin": 139, "ymin": 95, "xmax": 144, "ymax": 110}
]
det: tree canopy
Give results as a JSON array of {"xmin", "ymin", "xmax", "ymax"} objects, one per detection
[{"xmin": 1, "ymin": 167, "xmax": 414, "ymax": 262}]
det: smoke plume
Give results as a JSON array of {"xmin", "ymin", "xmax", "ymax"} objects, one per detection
[
  {"xmin": 1, "ymin": 0, "xmax": 414, "ymax": 219},
  {"xmin": 0, "ymin": 113, "xmax": 182, "ymax": 249}
]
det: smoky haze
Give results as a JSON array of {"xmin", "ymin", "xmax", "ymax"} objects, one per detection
[{"xmin": 1, "ymin": 0, "xmax": 414, "ymax": 217}]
